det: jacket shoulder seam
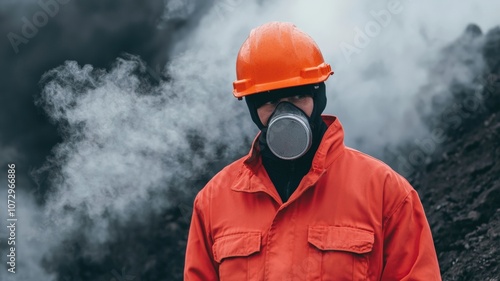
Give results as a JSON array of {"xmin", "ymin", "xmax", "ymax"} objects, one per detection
[{"xmin": 382, "ymin": 189, "xmax": 413, "ymax": 227}]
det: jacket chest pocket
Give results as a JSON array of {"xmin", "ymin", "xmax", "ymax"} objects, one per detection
[
  {"xmin": 306, "ymin": 226, "xmax": 374, "ymax": 281},
  {"xmin": 213, "ymin": 231, "xmax": 262, "ymax": 281}
]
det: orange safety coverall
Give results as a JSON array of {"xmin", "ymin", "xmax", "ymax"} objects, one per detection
[{"xmin": 184, "ymin": 116, "xmax": 442, "ymax": 281}]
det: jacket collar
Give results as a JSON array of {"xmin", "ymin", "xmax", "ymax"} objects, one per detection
[{"xmin": 232, "ymin": 115, "xmax": 345, "ymax": 198}]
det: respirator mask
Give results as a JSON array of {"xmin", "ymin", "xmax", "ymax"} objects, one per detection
[
  {"xmin": 245, "ymin": 82, "xmax": 327, "ymax": 162},
  {"xmin": 266, "ymin": 102, "xmax": 312, "ymax": 160}
]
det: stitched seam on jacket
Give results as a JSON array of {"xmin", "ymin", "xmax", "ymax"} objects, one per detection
[{"xmin": 382, "ymin": 190, "xmax": 412, "ymax": 228}]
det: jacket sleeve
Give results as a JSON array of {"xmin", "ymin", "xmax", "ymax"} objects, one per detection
[
  {"xmin": 380, "ymin": 188, "xmax": 442, "ymax": 281},
  {"xmin": 184, "ymin": 196, "xmax": 219, "ymax": 281}
]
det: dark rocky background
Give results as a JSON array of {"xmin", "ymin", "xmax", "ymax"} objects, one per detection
[{"xmin": 411, "ymin": 26, "xmax": 500, "ymax": 281}]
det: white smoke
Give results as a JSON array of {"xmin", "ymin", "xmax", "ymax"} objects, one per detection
[
  {"xmin": 36, "ymin": 54, "xmax": 252, "ymax": 238},
  {"xmin": 170, "ymin": 0, "xmax": 499, "ymax": 156},
  {"xmin": 1, "ymin": 0, "xmax": 499, "ymax": 280}
]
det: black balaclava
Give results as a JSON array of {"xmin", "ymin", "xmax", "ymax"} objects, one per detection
[{"xmin": 245, "ymin": 82, "xmax": 328, "ymax": 202}]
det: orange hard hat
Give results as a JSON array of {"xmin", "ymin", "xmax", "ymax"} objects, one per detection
[{"xmin": 233, "ymin": 22, "xmax": 333, "ymax": 99}]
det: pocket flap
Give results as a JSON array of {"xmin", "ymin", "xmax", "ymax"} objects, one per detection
[
  {"xmin": 308, "ymin": 226, "xmax": 374, "ymax": 254},
  {"xmin": 213, "ymin": 232, "xmax": 261, "ymax": 263}
]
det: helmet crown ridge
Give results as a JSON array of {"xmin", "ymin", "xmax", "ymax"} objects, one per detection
[{"xmin": 233, "ymin": 22, "xmax": 333, "ymax": 98}]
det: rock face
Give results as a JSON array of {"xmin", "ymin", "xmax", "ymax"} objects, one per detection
[
  {"xmin": 410, "ymin": 25, "xmax": 500, "ymax": 280},
  {"xmin": 416, "ymin": 112, "xmax": 500, "ymax": 280}
]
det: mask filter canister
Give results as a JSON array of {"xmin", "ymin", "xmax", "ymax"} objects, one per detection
[{"xmin": 266, "ymin": 102, "xmax": 312, "ymax": 160}]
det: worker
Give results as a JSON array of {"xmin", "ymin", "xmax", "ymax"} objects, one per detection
[{"xmin": 184, "ymin": 21, "xmax": 441, "ymax": 280}]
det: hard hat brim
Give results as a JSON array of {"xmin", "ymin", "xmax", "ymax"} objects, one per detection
[{"xmin": 233, "ymin": 63, "xmax": 333, "ymax": 98}]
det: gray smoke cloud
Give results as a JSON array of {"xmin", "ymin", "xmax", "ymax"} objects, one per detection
[
  {"xmin": 37, "ymin": 55, "xmax": 251, "ymax": 219},
  {"xmin": 1, "ymin": 0, "xmax": 499, "ymax": 280},
  {"xmin": 33, "ymin": 55, "xmax": 250, "ymax": 262},
  {"xmin": 168, "ymin": 0, "xmax": 500, "ymax": 157},
  {"xmin": 0, "ymin": 0, "xmax": 209, "ymax": 198},
  {"xmin": 315, "ymin": 0, "xmax": 496, "ymax": 155}
]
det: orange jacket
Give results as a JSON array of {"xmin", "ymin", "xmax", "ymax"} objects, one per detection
[{"xmin": 184, "ymin": 116, "xmax": 441, "ymax": 281}]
